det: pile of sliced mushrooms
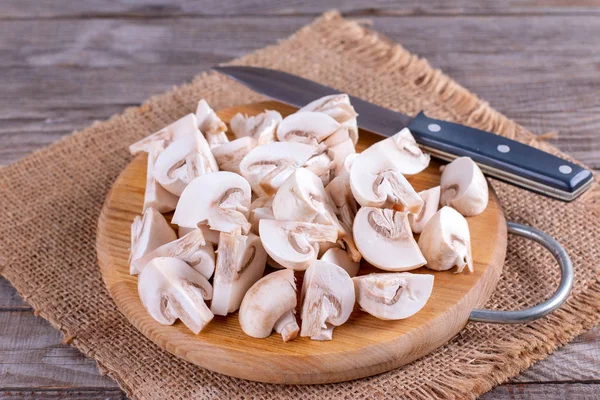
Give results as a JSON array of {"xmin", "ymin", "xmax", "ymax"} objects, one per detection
[{"xmin": 128, "ymin": 95, "xmax": 489, "ymax": 341}]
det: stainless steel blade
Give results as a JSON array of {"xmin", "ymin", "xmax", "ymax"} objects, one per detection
[{"xmin": 213, "ymin": 66, "xmax": 412, "ymax": 137}]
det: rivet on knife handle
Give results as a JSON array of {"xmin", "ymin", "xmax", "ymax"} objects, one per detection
[{"xmin": 407, "ymin": 112, "xmax": 593, "ymax": 202}]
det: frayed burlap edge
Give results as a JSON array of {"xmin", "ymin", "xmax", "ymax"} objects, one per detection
[{"xmin": 1, "ymin": 10, "xmax": 599, "ymax": 400}]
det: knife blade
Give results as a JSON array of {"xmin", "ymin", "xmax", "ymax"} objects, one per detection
[{"xmin": 213, "ymin": 66, "xmax": 593, "ymax": 202}]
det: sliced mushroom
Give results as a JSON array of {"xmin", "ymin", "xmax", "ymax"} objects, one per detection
[
  {"xmin": 349, "ymin": 144, "xmax": 423, "ymax": 213},
  {"xmin": 239, "ymin": 269, "xmax": 299, "ymax": 341},
  {"xmin": 195, "ymin": 99, "xmax": 229, "ymax": 148},
  {"xmin": 259, "ymin": 220, "xmax": 338, "ymax": 271},
  {"xmin": 138, "ymin": 257, "xmax": 213, "ymax": 334},
  {"xmin": 276, "ymin": 112, "xmax": 341, "ymax": 146},
  {"xmin": 143, "ymin": 141, "xmax": 179, "ymax": 213},
  {"xmin": 353, "ymin": 273, "xmax": 434, "ymax": 320},
  {"xmin": 211, "ymin": 137, "xmax": 257, "ymax": 175},
  {"xmin": 409, "ymin": 186, "xmax": 441, "ymax": 234},
  {"xmin": 172, "ymin": 171, "xmax": 251, "ymax": 234},
  {"xmin": 130, "ymin": 207, "xmax": 177, "ymax": 274},
  {"xmin": 327, "ymin": 138, "xmax": 356, "ymax": 177},
  {"xmin": 353, "ymin": 207, "xmax": 426, "ymax": 271},
  {"xmin": 320, "ymin": 247, "xmax": 360, "ymax": 277},
  {"xmin": 249, "ymin": 196, "xmax": 274, "ymax": 235},
  {"xmin": 298, "ymin": 94, "xmax": 359, "ymax": 145},
  {"xmin": 239, "ymin": 141, "xmax": 316, "ymax": 197},
  {"xmin": 326, "ymin": 172, "xmax": 358, "ymax": 237},
  {"xmin": 131, "ymin": 228, "xmax": 215, "ymax": 279},
  {"xmin": 273, "ymin": 168, "xmax": 360, "ymax": 261},
  {"xmin": 371, "ymin": 128, "xmax": 430, "ymax": 175},
  {"xmin": 129, "ymin": 113, "xmax": 198, "ymax": 155},
  {"xmin": 230, "ymin": 110, "xmax": 282, "ymax": 145},
  {"xmin": 211, "ymin": 232, "xmax": 267, "ymax": 316},
  {"xmin": 418, "ymin": 206, "xmax": 473, "ymax": 273},
  {"xmin": 300, "ymin": 260, "xmax": 355, "ymax": 340},
  {"xmin": 178, "ymin": 224, "xmax": 220, "ymax": 246},
  {"xmin": 303, "ymin": 151, "xmax": 334, "ymax": 186},
  {"xmin": 440, "ymin": 157, "xmax": 489, "ymax": 216}
]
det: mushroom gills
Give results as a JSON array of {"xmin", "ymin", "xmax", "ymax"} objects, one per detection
[
  {"xmin": 230, "ymin": 110, "xmax": 282, "ymax": 144},
  {"xmin": 138, "ymin": 257, "xmax": 213, "ymax": 334},
  {"xmin": 211, "ymin": 232, "xmax": 267, "ymax": 316},
  {"xmin": 239, "ymin": 269, "xmax": 299, "ymax": 341},
  {"xmin": 353, "ymin": 273, "xmax": 434, "ymax": 320}
]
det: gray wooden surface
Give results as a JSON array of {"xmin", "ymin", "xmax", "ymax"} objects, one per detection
[{"xmin": 1, "ymin": 1, "xmax": 599, "ymax": 399}]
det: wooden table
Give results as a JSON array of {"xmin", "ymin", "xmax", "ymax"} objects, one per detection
[{"xmin": 1, "ymin": 2, "xmax": 598, "ymax": 399}]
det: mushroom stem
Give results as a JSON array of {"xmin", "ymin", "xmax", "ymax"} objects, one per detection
[{"xmin": 273, "ymin": 310, "xmax": 300, "ymax": 342}]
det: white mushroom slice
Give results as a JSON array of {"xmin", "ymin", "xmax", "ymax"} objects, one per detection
[
  {"xmin": 239, "ymin": 269, "xmax": 299, "ymax": 341},
  {"xmin": 320, "ymin": 247, "xmax": 360, "ymax": 277},
  {"xmin": 326, "ymin": 173, "xmax": 358, "ymax": 234},
  {"xmin": 371, "ymin": 128, "xmax": 430, "ymax": 176},
  {"xmin": 353, "ymin": 207, "xmax": 426, "ymax": 271},
  {"xmin": 322, "ymin": 128, "xmax": 351, "ymax": 148},
  {"xmin": 353, "ymin": 273, "xmax": 434, "ymax": 320},
  {"xmin": 131, "ymin": 229, "xmax": 215, "ymax": 279},
  {"xmin": 195, "ymin": 99, "xmax": 228, "ymax": 148},
  {"xmin": 303, "ymin": 152, "xmax": 334, "ymax": 186},
  {"xmin": 349, "ymin": 145, "xmax": 423, "ymax": 213},
  {"xmin": 211, "ymin": 137, "xmax": 257, "ymax": 175},
  {"xmin": 300, "ymin": 260, "xmax": 355, "ymax": 340},
  {"xmin": 230, "ymin": 110, "xmax": 282, "ymax": 144},
  {"xmin": 249, "ymin": 197, "xmax": 274, "ymax": 234},
  {"xmin": 259, "ymin": 220, "xmax": 338, "ymax": 271},
  {"xmin": 298, "ymin": 94, "xmax": 359, "ymax": 145},
  {"xmin": 154, "ymin": 127, "xmax": 219, "ymax": 196},
  {"xmin": 143, "ymin": 141, "xmax": 179, "ymax": 213},
  {"xmin": 138, "ymin": 257, "xmax": 213, "ymax": 334},
  {"xmin": 276, "ymin": 112, "xmax": 341, "ymax": 146},
  {"xmin": 440, "ymin": 157, "xmax": 489, "ymax": 216},
  {"xmin": 130, "ymin": 208, "xmax": 177, "ymax": 274},
  {"xmin": 172, "ymin": 171, "xmax": 251, "ymax": 234},
  {"xmin": 129, "ymin": 113, "xmax": 198, "ymax": 155},
  {"xmin": 418, "ymin": 206, "xmax": 473, "ymax": 273},
  {"xmin": 327, "ymin": 138, "xmax": 356, "ymax": 177},
  {"xmin": 239, "ymin": 141, "xmax": 316, "ymax": 197},
  {"xmin": 211, "ymin": 232, "xmax": 267, "ymax": 316},
  {"xmin": 178, "ymin": 224, "xmax": 220, "ymax": 245},
  {"xmin": 409, "ymin": 186, "xmax": 441, "ymax": 234}
]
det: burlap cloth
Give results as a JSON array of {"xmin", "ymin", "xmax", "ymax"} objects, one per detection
[{"xmin": 1, "ymin": 11, "xmax": 599, "ymax": 399}]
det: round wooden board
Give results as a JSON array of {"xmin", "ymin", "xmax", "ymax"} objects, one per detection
[{"xmin": 97, "ymin": 101, "xmax": 507, "ymax": 385}]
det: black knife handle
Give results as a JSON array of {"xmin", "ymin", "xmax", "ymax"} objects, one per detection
[{"xmin": 407, "ymin": 112, "xmax": 593, "ymax": 202}]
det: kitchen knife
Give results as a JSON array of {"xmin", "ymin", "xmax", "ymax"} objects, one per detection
[{"xmin": 213, "ymin": 66, "xmax": 593, "ymax": 202}]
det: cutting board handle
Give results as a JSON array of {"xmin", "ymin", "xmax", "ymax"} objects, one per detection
[{"xmin": 469, "ymin": 222, "xmax": 573, "ymax": 324}]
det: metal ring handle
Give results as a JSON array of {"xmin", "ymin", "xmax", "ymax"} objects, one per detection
[{"xmin": 469, "ymin": 221, "xmax": 574, "ymax": 324}]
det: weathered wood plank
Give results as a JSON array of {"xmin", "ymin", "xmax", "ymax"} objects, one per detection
[
  {"xmin": 1, "ymin": 0, "xmax": 599, "ymax": 19},
  {"xmin": 0, "ymin": 278, "xmax": 30, "ymax": 310},
  {"xmin": 0, "ymin": 389, "xmax": 124, "ymax": 400},
  {"xmin": 482, "ymin": 383, "xmax": 600, "ymax": 399},
  {"xmin": 0, "ymin": 312, "xmax": 120, "ymax": 389},
  {"xmin": 0, "ymin": 16, "xmax": 599, "ymax": 167}
]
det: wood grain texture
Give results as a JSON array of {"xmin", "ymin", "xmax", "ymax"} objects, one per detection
[
  {"xmin": 0, "ymin": 279, "xmax": 29, "ymax": 310},
  {"xmin": 0, "ymin": 390, "xmax": 124, "ymax": 400},
  {"xmin": 96, "ymin": 101, "xmax": 507, "ymax": 384},
  {"xmin": 482, "ymin": 383, "xmax": 600, "ymax": 400}
]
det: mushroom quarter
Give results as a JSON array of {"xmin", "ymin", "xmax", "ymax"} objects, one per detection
[
  {"xmin": 129, "ymin": 207, "xmax": 177, "ymax": 275},
  {"xmin": 440, "ymin": 157, "xmax": 489, "ymax": 216}
]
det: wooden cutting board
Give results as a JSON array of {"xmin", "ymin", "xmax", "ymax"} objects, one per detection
[{"xmin": 97, "ymin": 101, "xmax": 507, "ymax": 385}]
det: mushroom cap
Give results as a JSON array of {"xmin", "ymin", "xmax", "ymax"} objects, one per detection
[
  {"xmin": 195, "ymin": 99, "xmax": 229, "ymax": 148},
  {"xmin": 211, "ymin": 137, "xmax": 257, "ymax": 175},
  {"xmin": 130, "ymin": 207, "xmax": 177, "ymax": 274},
  {"xmin": 440, "ymin": 157, "xmax": 489, "ymax": 216},
  {"xmin": 249, "ymin": 196, "xmax": 274, "ymax": 235},
  {"xmin": 272, "ymin": 168, "xmax": 339, "ymax": 226},
  {"xmin": 210, "ymin": 232, "xmax": 267, "ymax": 316},
  {"xmin": 349, "ymin": 145, "xmax": 423, "ymax": 213},
  {"xmin": 353, "ymin": 273, "xmax": 434, "ymax": 320},
  {"xmin": 129, "ymin": 113, "xmax": 198, "ymax": 155},
  {"xmin": 172, "ymin": 171, "xmax": 251, "ymax": 234},
  {"xmin": 258, "ymin": 219, "xmax": 338, "ymax": 271},
  {"xmin": 300, "ymin": 260, "xmax": 355, "ymax": 340},
  {"xmin": 239, "ymin": 269, "xmax": 298, "ymax": 341},
  {"xmin": 138, "ymin": 257, "xmax": 213, "ymax": 334},
  {"xmin": 143, "ymin": 141, "xmax": 179, "ymax": 213},
  {"xmin": 239, "ymin": 141, "xmax": 316, "ymax": 197},
  {"xmin": 322, "ymin": 128, "xmax": 351, "ymax": 148},
  {"xmin": 320, "ymin": 247, "xmax": 360, "ymax": 277},
  {"xmin": 131, "ymin": 228, "xmax": 215, "ymax": 279},
  {"xmin": 327, "ymin": 138, "xmax": 356, "ymax": 177},
  {"xmin": 409, "ymin": 186, "xmax": 441, "ymax": 234},
  {"xmin": 418, "ymin": 206, "xmax": 474, "ymax": 273},
  {"xmin": 298, "ymin": 94, "xmax": 359, "ymax": 145},
  {"xmin": 276, "ymin": 112, "xmax": 341, "ymax": 145},
  {"xmin": 371, "ymin": 128, "xmax": 430, "ymax": 176},
  {"xmin": 230, "ymin": 110, "xmax": 282, "ymax": 144},
  {"xmin": 353, "ymin": 207, "xmax": 426, "ymax": 272}
]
